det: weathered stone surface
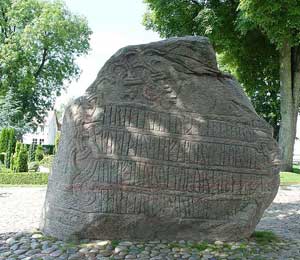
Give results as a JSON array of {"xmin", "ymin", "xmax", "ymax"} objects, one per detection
[{"xmin": 41, "ymin": 36, "xmax": 280, "ymax": 241}]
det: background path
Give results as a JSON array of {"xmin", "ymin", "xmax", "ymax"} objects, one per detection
[{"xmin": 0, "ymin": 187, "xmax": 46, "ymax": 233}]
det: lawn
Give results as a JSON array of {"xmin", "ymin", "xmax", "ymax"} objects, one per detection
[
  {"xmin": 0, "ymin": 172, "xmax": 48, "ymax": 185},
  {"xmin": 280, "ymin": 164, "xmax": 300, "ymax": 185}
]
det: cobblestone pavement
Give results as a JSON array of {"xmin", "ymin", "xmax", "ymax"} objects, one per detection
[{"xmin": 0, "ymin": 186, "xmax": 300, "ymax": 259}]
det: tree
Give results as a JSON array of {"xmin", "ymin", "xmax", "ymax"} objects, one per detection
[
  {"xmin": 16, "ymin": 144, "xmax": 28, "ymax": 172},
  {"xmin": 0, "ymin": 128, "xmax": 9, "ymax": 153},
  {"xmin": 0, "ymin": 89, "xmax": 31, "ymax": 134},
  {"xmin": 35, "ymin": 145, "xmax": 44, "ymax": 161},
  {"xmin": 143, "ymin": 0, "xmax": 295, "ymax": 170},
  {"xmin": 0, "ymin": 128, "xmax": 16, "ymax": 168},
  {"xmin": 0, "ymin": 0, "xmax": 92, "ymax": 127},
  {"xmin": 28, "ymin": 143, "xmax": 36, "ymax": 162},
  {"xmin": 5, "ymin": 139, "xmax": 13, "ymax": 169},
  {"xmin": 11, "ymin": 140, "xmax": 21, "ymax": 171},
  {"xmin": 238, "ymin": 0, "xmax": 300, "ymax": 171},
  {"xmin": 143, "ymin": 0, "xmax": 280, "ymax": 136}
]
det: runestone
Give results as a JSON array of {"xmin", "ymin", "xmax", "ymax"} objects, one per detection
[{"xmin": 41, "ymin": 36, "xmax": 280, "ymax": 241}]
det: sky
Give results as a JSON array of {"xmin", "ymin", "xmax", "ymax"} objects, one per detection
[{"xmin": 55, "ymin": 0, "xmax": 161, "ymax": 107}]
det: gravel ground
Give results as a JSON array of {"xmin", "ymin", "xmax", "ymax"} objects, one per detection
[
  {"xmin": 0, "ymin": 187, "xmax": 46, "ymax": 234},
  {"xmin": 0, "ymin": 186, "xmax": 300, "ymax": 260},
  {"xmin": 257, "ymin": 185, "xmax": 300, "ymax": 240}
]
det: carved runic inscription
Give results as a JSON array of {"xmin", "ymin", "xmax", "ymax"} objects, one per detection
[
  {"xmin": 65, "ymin": 102, "xmax": 277, "ymax": 218},
  {"xmin": 42, "ymin": 37, "xmax": 280, "ymax": 241}
]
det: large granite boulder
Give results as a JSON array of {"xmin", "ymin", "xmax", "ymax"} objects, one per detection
[{"xmin": 41, "ymin": 36, "xmax": 280, "ymax": 241}]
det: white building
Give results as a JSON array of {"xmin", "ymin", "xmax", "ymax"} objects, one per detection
[{"xmin": 22, "ymin": 111, "xmax": 61, "ymax": 145}]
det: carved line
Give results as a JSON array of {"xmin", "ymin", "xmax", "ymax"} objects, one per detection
[{"xmin": 81, "ymin": 103, "xmax": 271, "ymax": 132}]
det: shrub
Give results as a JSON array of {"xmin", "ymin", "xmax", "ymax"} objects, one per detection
[
  {"xmin": 39, "ymin": 155, "xmax": 54, "ymax": 169},
  {"xmin": 0, "ymin": 128, "xmax": 16, "ymax": 152},
  {"xmin": 28, "ymin": 161, "xmax": 39, "ymax": 172},
  {"xmin": 0, "ymin": 128, "xmax": 16, "ymax": 168},
  {"xmin": 5, "ymin": 139, "xmax": 13, "ymax": 169},
  {"xmin": 8, "ymin": 128, "xmax": 16, "ymax": 152},
  {"xmin": 0, "ymin": 165, "xmax": 11, "ymax": 173},
  {"xmin": 16, "ymin": 144, "xmax": 28, "ymax": 173},
  {"xmin": 42, "ymin": 145, "xmax": 54, "ymax": 155},
  {"xmin": 11, "ymin": 141, "xmax": 22, "ymax": 172},
  {"xmin": 0, "ymin": 128, "xmax": 9, "ymax": 153},
  {"xmin": 28, "ymin": 143, "xmax": 36, "ymax": 162},
  {"xmin": 0, "ymin": 153, "xmax": 5, "ymax": 164},
  {"xmin": 35, "ymin": 145, "xmax": 44, "ymax": 161},
  {"xmin": 0, "ymin": 172, "xmax": 48, "ymax": 185},
  {"xmin": 9, "ymin": 153, "xmax": 14, "ymax": 171}
]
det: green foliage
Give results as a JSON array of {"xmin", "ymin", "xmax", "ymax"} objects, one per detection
[
  {"xmin": 35, "ymin": 145, "xmax": 44, "ymax": 162},
  {"xmin": 0, "ymin": 89, "xmax": 31, "ymax": 133},
  {"xmin": 16, "ymin": 144, "xmax": 28, "ymax": 172},
  {"xmin": 0, "ymin": 153, "xmax": 5, "ymax": 164},
  {"xmin": 190, "ymin": 242, "xmax": 210, "ymax": 251},
  {"xmin": 54, "ymin": 132, "xmax": 61, "ymax": 154},
  {"xmin": 11, "ymin": 141, "xmax": 21, "ymax": 171},
  {"xmin": 238, "ymin": 0, "xmax": 300, "ymax": 48},
  {"xmin": 0, "ymin": 128, "xmax": 9, "ymax": 153},
  {"xmin": 0, "ymin": 128, "xmax": 17, "ymax": 168},
  {"xmin": 0, "ymin": 128, "xmax": 16, "ymax": 153},
  {"xmin": 5, "ymin": 140, "xmax": 13, "ymax": 169},
  {"xmin": 0, "ymin": 0, "xmax": 92, "ymax": 127},
  {"xmin": 292, "ymin": 164, "xmax": 300, "ymax": 173},
  {"xmin": 14, "ymin": 141, "xmax": 22, "ymax": 155},
  {"xmin": 251, "ymin": 231, "xmax": 280, "ymax": 245},
  {"xmin": 28, "ymin": 161, "xmax": 39, "ymax": 172},
  {"xmin": 0, "ymin": 172, "xmax": 48, "ymax": 185},
  {"xmin": 143, "ymin": 0, "xmax": 281, "ymax": 135},
  {"xmin": 39, "ymin": 155, "xmax": 53, "ymax": 168},
  {"xmin": 28, "ymin": 143, "xmax": 36, "ymax": 162},
  {"xmin": 42, "ymin": 145, "xmax": 54, "ymax": 155},
  {"xmin": 0, "ymin": 165, "xmax": 10, "ymax": 173},
  {"xmin": 110, "ymin": 240, "xmax": 119, "ymax": 250}
]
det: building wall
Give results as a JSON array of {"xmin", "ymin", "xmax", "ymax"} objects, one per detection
[
  {"xmin": 22, "ymin": 111, "xmax": 58, "ymax": 145},
  {"xmin": 47, "ymin": 112, "xmax": 57, "ymax": 145}
]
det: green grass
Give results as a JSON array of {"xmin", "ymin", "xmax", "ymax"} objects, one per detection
[
  {"xmin": 0, "ymin": 172, "xmax": 48, "ymax": 185},
  {"xmin": 110, "ymin": 240, "xmax": 119, "ymax": 249},
  {"xmin": 0, "ymin": 184, "xmax": 46, "ymax": 187},
  {"xmin": 190, "ymin": 242, "xmax": 210, "ymax": 251},
  {"xmin": 251, "ymin": 231, "xmax": 280, "ymax": 245},
  {"xmin": 280, "ymin": 171, "xmax": 300, "ymax": 185},
  {"xmin": 279, "ymin": 164, "xmax": 300, "ymax": 185}
]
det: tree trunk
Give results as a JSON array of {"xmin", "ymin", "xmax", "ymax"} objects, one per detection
[
  {"xmin": 279, "ymin": 41, "xmax": 294, "ymax": 172},
  {"xmin": 279, "ymin": 43, "xmax": 300, "ymax": 172}
]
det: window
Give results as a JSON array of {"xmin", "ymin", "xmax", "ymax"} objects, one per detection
[
  {"xmin": 32, "ymin": 139, "xmax": 37, "ymax": 145},
  {"xmin": 39, "ymin": 139, "xmax": 44, "ymax": 145}
]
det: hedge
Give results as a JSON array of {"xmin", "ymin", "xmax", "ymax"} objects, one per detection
[{"xmin": 0, "ymin": 172, "xmax": 48, "ymax": 185}]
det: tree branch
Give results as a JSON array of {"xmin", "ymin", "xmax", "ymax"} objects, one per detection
[{"xmin": 35, "ymin": 48, "xmax": 48, "ymax": 79}]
